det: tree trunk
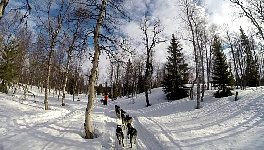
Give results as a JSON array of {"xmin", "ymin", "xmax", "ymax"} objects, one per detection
[
  {"xmin": 0, "ymin": 0, "xmax": 9, "ymax": 20},
  {"xmin": 190, "ymin": 86, "xmax": 194, "ymax": 100},
  {"xmin": 237, "ymin": 46, "xmax": 245, "ymax": 89},
  {"xmin": 40, "ymin": 82, "xmax": 42, "ymax": 91},
  {"xmin": 61, "ymin": 62, "xmax": 69, "ymax": 106},
  {"xmin": 144, "ymin": 61, "xmax": 151, "ymax": 106},
  {"xmin": 196, "ymin": 81, "xmax": 201, "ymax": 109},
  {"xmin": 61, "ymin": 46, "xmax": 74, "ymax": 105},
  {"xmin": 44, "ymin": 51, "xmax": 52, "ymax": 110},
  {"xmin": 227, "ymin": 32, "xmax": 240, "ymax": 88},
  {"xmin": 84, "ymin": 0, "xmax": 107, "ymax": 139},
  {"xmin": 187, "ymin": 11, "xmax": 201, "ymax": 108},
  {"xmin": 206, "ymin": 44, "xmax": 211, "ymax": 90},
  {"xmin": 197, "ymin": 35, "xmax": 205, "ymax": 102},
  {"xmin": 110, "ymin": 63, "xmax": 113, "ymax": 99}
]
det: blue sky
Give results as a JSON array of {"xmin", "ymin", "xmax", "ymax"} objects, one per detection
[{"xmin": 3, "ymin": 0, "xmax": 253, "ymax": 83}]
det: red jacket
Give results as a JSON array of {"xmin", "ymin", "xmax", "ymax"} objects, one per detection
[{"xmin": 104, "ymin": 95, "xmax": 108, "ymax": 101}]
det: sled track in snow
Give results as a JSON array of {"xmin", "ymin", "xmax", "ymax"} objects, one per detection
[
  {"xmin": 133, "ymin": 93, "xmax": 264, "ymax": 148},
  {"xmin": 167, "ymin": 93, "xmax": 264, "ymax": 128},
  {"xmin": 126, "ymin": 91, "xmax": 264, "ymax": 149},
  {"xmin": 34, "ymin": 108, "xmax": 84, "ymax": 128},
  {"xmin": 133, "ymin": 117, "xmax": 165, "ymax": 150},
  {"xmin": 41, "ymin": 109, "xmax": 84, "ymax": 150},
  {"xmin": 136, "ymin": 89, "xmax": 263, "ymax": 121},
  {"xmin": 175, "ymin": 113, "xmax": 264, "ymax": 148},
  {"xmin": 10, "ymin": 95, "xmax": 44, "ymax": 110},
  {"xmin": 136, "ymin": 92, "xmax": 263, "ymax": 127},
  {"xmin": 165, "ymin": 94, "xmax": 263, "ymax": 125}
]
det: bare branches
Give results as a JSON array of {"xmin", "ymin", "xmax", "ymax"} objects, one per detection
[
  {"xmin": 139, "ymin": 15, "xmax": 165, "ymax": 107},
  {"xmin": 140, "ymin": 16, "xmax": 166, "ymax": 53},
  {"xmin": 180, "ymin": 0, "xmax": 208, "ymax": 108},
  {"xmin": 230, "ymin": 0, "xmax": 264, "ymax": 40},
  {"xmin": 0, "ymin": 0, "xmax": 32, "ymax": 22}
]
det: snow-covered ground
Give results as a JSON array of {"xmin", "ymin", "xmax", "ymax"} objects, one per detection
[{"xmin": 0, "ymin": 86, "xmax": 264, "ymax": 150}]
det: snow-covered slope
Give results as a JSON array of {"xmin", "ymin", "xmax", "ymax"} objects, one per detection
[{"xmin": 0, "ymin": 86, "xmax": 263, "ymax": 150}]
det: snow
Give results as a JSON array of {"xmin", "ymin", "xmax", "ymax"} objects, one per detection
[{"xmin": 0, "ymin": 86, "xmax": 264, "ymax": 150}]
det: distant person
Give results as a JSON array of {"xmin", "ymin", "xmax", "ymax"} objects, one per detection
[
  {"xmin": 13, "ymin": 87, "xmax": 17, "ymax": 95},
  {"xmin": 104, "ymin": 94, "xmax": 108, "ymax": 105}
]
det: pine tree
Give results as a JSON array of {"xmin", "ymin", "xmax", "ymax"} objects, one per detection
[
  {"xmin": 211, "ymin": 36, "xmax": 234, "ymax": 96},
  {"xmin": 239, "ymin": 27, "xmax": 259, "ymax": 87},
  {"xmin": 0, "ymin": 40, "xmax": 20, "ymax": 93},
  {"xmin": 162, "ymin": 34, "xmax": 189, "ymax": 100},
  {"xmin": 124, "ymin": 59, "xmax": 133, "ymax": 97}
]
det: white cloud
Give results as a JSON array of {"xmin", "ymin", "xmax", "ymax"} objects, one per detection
[
  {"xmin": 124, "ymin": 0, "xmax": 254, "ymax": 60},
  {"xmin": 122, "ymin": 0, "xmax": 189, "ymax": 63},
  {"xmin": 87, "ymin": 0, "xmax": 254, "ymax": 84},
  {"xmin": 204, "ymin": 0, "xmax": 226, "ymax": 16},
  {"xmin": 205, "ymin": 0, "xmax": 253, "ymax": 33}
]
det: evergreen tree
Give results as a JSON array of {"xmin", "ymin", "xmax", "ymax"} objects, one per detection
[
  {"xmin": 137, "ymin": 74, "xmax": 145, "ymax": 94},
  {"xmin": 0, "ymin": 40, "xmax": 21, "ymax": 93},
  {"xmin": 124, "ymin": 59, "xmax": 133, "ymax": 97},
  {"xmin": 239, "ymin": 27, "xmax": 259, "ymax": 87},
  {"xmin": 211, "ymin": 36, "xmax": 234, "ymax": 94},
  {"xmin": 162, "ymin": 34, "xmax": 189, "ymax": 100}
]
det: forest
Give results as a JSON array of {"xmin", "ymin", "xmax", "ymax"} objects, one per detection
[{"xmin": 0, "ymin": 0, "xmax": 263, "ymax": 139}]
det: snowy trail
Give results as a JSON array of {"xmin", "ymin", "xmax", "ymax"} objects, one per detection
[
  {"xmin": 0, "ymin": 96, "xmax": 90, "ymax": 150},
  {"xmin": 165, "ymin": 93, "xmax": 264, "ymax": 132},
  {"xmin": 40, "ymin": 106, "xmax": 85, "ymax": 150},
  {"xmin": 133, "ymin": 116, "xmax": 174, "ymax": 150},
  {"xmin": 117, "ymin": 89, "xmax": 264, "ymax": 149}
]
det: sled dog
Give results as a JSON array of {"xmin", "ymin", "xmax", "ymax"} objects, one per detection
[
  {"xmin": 127, "ymin": 123, "xmax": 137, "ymax": 148},
  {"xmin": 116, "ymin": 125, "xmax": 124, "ymax": 147}
]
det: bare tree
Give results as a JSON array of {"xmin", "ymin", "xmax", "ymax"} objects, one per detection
[
  {"xmin": 226, "ymin": 31, "xmax": 240, "ymax": 88},
  {"xmin": 120, "ymin": 54, "xmax": 145, "ymax": 98},
  {"xmin": 84, "ymin": 0, "xmax": 107, "ymax": 138},
  {"xmin": 61, "ymin": 5, "xmax": 91, "ymax": 106},
  {"xmin": 84, "ymin": 0, "xmax": 128, "ymax": 139},
  {"xmin": 181, "ymin": 0, "xmax": 205, "ymax": 109},
  {"xmin": 28, "ymin": 34, "xmax": 47, "ymax": 90},
  {"xmin": 196, "ymin": 19, "xmax": 207, "ymax": 102},
  {"xmin": 35, "ymin": 0, "xmax": 67, "ymax": 110},
  {"xmin": 0, "ymin": 0, "xmax": 31, "ymax": 21},
  {"xmin": 230, "ymin": 0, "xmax": 264, "ymax": 40},
  {"xmin": 205, "ymin": 24, "xmax": 217, "ymax": 90},
  {"xmin": 109, "ymin": 57, "xmax": 124, "ymax": 98},
  {"xmin": 140, "ymin": 16, "xmax": 165, "ymax": 107}
]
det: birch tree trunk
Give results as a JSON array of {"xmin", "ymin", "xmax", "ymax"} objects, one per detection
[
  {"xmin": 110, "ymin": 62, "xmax": 114, "ymax": 99},
  {"xmin": 201, "ymin": 49, "xmax": 205, "ymax": 102},
  {"xmin": 45, "ymin": 40, "xmax": 60, "ymax": 110},
  {"xmin": 84, "ymin": 0, "xmax": 107, "ymax": 139},
  {"xmin": 61, "ymin": 58, "xmax": 70, "ymax": 106},
  {"xmin": 182, "ymin": 0, "xmax": 202, "ymax": 108},
  {"xmin": 44, "ymin": 0, "xmax": 63, "ymax": 110},
  {"xmin": 44, "ymin": 51, "xmax": 52, "ymax": 110},
  {"xmin": 196, "ymin": 75, "xmax": 201, "ymax": 108},
  {"xmin": 226, "ymin": 32, "xmax": 240, "ymax": 88},
  {"xmin": 62, "ymin": 36, "xmax": 76, "ymax": 105},
  {"xmin": 206, "ymin": 44, "xmax": 212, "ymax": 90}
]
